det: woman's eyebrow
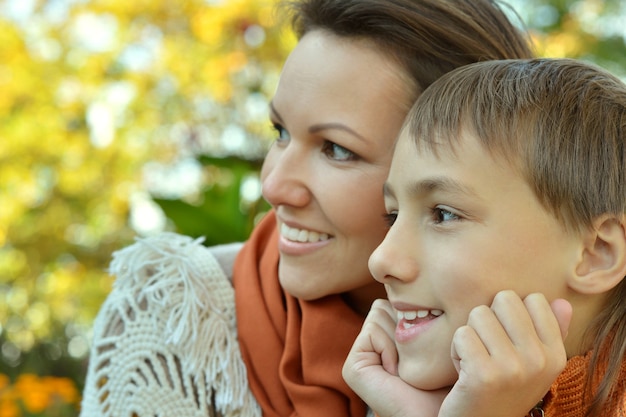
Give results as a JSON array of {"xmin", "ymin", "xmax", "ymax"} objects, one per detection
[
  {"xmin": 270, "ymin": 101, "xmax": 368, "ymax": 142},
  {"xmin": 309, "ymin": 123, "xmax": 368, "ymax": 143},
  {"xmin": 269, "ymin": 101, "xmax": 284, "ymax": 124}
]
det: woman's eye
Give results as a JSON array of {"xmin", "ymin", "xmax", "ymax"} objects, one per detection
[
  {"xmin": 432, "ymin": 207, "xmax": 460, "ymax": 224},
  {"xmin": 271, "ymin": 122, "xmax": 290, "ymax": 143},
  {"xmin": 321, "ymin": 141, "xmax": 357, "ymax": 161},
  {"xmin": 382, "ymin": 212, "xmax": 397, "ymax": 227}
]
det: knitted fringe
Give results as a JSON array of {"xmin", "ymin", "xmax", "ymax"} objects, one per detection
[{"xmin": 108, "ymin": 232, "xmax": 257, "ymax": 416}]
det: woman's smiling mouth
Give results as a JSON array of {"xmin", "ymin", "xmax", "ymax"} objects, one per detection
[{"xmin": 280, "ymin": 223, "xmax": 331, "ymax": 243}]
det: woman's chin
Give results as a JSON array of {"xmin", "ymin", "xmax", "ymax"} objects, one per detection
[{"xmin": 278, "ymin": 270, "xmax": 327, "ymax": 301}]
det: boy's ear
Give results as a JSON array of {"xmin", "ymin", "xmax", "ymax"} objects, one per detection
[{"xmin": 570, "ymin": 215, "xmax": 626, "ymax": 295}]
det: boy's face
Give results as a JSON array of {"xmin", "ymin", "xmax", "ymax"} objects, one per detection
[{"xmin": 368, "ymin": 128, "xmax": 582, "ymax": 390}]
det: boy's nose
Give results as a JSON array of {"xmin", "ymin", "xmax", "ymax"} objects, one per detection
[{"xmin": 369, "ymin": 222, "xmax": 420, "ymax": 284}]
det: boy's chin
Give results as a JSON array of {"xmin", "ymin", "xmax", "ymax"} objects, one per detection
[{"xmin": 398, "ymin": 361, "xmax": 456, "ymax": 391}]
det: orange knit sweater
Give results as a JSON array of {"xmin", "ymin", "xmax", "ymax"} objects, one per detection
[{"xmin": 531, "ymin": 349, "xmax": 626, "ymax": 417}]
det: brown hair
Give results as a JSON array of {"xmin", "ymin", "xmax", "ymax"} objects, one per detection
[
  {"xmin": 282, "ymin": 0, "xmax": 533, "ymax": 102},
  {"xmin": 405, "ymin": 58, "xmax": 626, "ymax": 417}
]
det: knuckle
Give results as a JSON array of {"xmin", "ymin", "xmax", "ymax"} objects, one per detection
[
  {"xmin": 371, "ymin": 298, "xmax": 387, "ymax": 309},
  {"xmin": 467, "ymin": 304, "xmax": 491, "ymax": 323}
]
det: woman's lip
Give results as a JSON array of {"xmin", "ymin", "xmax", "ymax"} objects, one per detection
[
  {"xmin": 278, "ymin": 218, "xmax": 329, "ymax": 235},
  {"xmin": 277, "ymin": 232, "xmax": 332, "ymax": 256},
  {"xmin": 281, "ymin": 222, "xmax": 330, "ymax": 239},
  {"xmin": 391, "ymin": 301, "xmax": 436, "ymax": 312},
  {"xmin": 274, "ymin": 216, "xmax": 334, "ymax": 255}
]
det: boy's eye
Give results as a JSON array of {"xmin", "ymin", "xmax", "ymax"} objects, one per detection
[
  {"xmin": 382, "ymin": 212, "xmax": 397, "ymax": 227},
  {"xmin": 321, "ymin": 141, "xmax": 357, "ymax": 161},
  {"xmin": 271, "ymin": 122, "xmax": 290, "ymax": 143},
  {"xmin": 432, "ymin": 207, "xmax": 459, "ymax": 223}
]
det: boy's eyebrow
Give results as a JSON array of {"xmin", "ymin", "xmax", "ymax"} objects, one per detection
[
  {"xmin": 409, "ymin": 177, "xmax": 480, "ymax": 199},
  {"xmin": 383, "ymin": 177, "xmax": 480, "ymax": 199},
  {"xmin": 382, "ymin": 182, "xmax": 396, "ymax": 198},
  {"xmin": 269, "ymin": 101, "xmax": 368, "ymax": 143}
]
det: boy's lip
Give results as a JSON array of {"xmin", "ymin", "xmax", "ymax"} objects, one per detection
[
  {"xmin": 391, "ymin": 301, "xmax": 441, "ymax": 314},
  {"xmin": 391, "ymin": 300, "xmax": 444, "ymax": 343}
]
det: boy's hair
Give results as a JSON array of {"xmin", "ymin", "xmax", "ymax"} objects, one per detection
[
  {"xmin": 405, "ymin": 58, "xmax": 626, "ymax": 417},
  {"xmin": 282, "ymin": 0, "xmax": 533, "ymax": 103}
]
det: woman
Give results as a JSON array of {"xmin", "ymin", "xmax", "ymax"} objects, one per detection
[{"xmin": 80, "ymin": 1, "xmax": 540, "ymax": 416}]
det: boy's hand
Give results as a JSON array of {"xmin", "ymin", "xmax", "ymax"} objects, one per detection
[
  {"xmin": 439, "ymin": 290, "xmax": 572, "ymax": 417},
  {"xmin": 342, "ymin": 299, "xmax": 447, "ymax": 417}
]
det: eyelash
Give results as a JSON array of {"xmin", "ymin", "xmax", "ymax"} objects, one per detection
[
  {"xmin": 270, "ymin": 121, "xmax": 359, "ymax": 162},
  {"xmin": 432, "ymin": 207, "xmax": 460, "ymax": 224},
  {"xmin": 271, "ymin": 122, "xmax": 289, "ymax": 142},
  {"xmin": 381, "ymin": 207, "xmax": 460, "ymax": 228},
  {"xmin": 321, "ymin": 141, "xmax": 358, "ymax": 162},
  {"xmin": 382, "ymin": 212, "xmax": 397, "ymax": 227}
]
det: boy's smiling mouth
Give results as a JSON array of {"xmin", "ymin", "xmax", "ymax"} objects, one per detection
[{"xmin": 396, "ymin": 309, "xmax": 443, "ymax": 329}]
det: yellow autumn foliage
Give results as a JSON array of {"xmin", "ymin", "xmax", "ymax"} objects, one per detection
[{"xmin": 0, "ymin": 0, "xmax": 291, "ymax": 366}]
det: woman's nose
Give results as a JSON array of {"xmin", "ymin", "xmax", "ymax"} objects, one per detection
[
  {"xmin": 368, "ymin": 221, "xmax": 420, "ymax": 284},
  {"xmin": 261, "ymin": 144, "xmax": 312, "ymax": 208}
]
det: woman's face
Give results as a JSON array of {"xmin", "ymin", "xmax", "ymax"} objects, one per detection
[{"xmin": 261, "ymin": 29, "xmax": 413, "ymax": 306}]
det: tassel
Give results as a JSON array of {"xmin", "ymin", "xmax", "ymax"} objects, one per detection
[{"xmin": 108, "ymin": 232, "xmax": 254, "ymax": 414}]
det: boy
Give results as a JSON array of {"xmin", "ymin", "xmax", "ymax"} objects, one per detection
[{"xmin": 344, "ymin": 58, "xmax": 626, "ymax": 417}]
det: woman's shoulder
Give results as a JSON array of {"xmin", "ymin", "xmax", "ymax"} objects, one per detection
[
  {"xmin": 110, "ymin": 232, "xmax": 242, "ymax": 288},
  {"xmin": 80, "ymin": 233, "xmax": 259, "ymax": 417},
  {"xmin": 105, "ymin": 232, "xmax": 242, "ymax": 355}
]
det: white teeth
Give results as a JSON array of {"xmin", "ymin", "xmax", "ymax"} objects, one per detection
[
  {"xmin": 398, "ymin": 311, "xmax": 417, "ymax": 320},
  {"xmin": 281, "ymin": 223, "xmax": 330, "ymax": 243},
  {"xmin": 287, "ymin": 227, "xmax": 299, "ymax": 241},
  {"xmin": 397, "ymin": 309, "xmax": 443, "ymax": 321}
]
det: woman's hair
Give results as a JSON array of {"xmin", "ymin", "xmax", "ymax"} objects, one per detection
[
  {"xmin": 282, "ymin": 0, "xmax": 533, "ymax": 102},
  {"xmin": 405, "ymin": 57, "xmax": 626, "ymax": 417}
]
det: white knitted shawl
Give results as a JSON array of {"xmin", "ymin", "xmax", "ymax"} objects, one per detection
[{"xmin": 80, "ymin": 233, "xmax": 261, "ymax": 417}]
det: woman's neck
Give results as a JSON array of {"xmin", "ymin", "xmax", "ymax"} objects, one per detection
[{"xmin": 342, "ymin": 281, "xmax": 387, "ymax": 317}]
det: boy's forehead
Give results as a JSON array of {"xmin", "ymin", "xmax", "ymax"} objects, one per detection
[
  {"xmin": 395, "ymin": 124, "xmax": 471, "ymax": 158},
  {"xmin": 390, "ymin": 128, "xmax": 529, "ymax": 198},
  {"xmin": 393, "ymin": 125, "xmax": 520, "ymax": 178}
]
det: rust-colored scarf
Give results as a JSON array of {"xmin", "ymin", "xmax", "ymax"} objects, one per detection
[
  {"xmin": 233, "ymin": 211, "xmax": 368, "ymax": 417},
  {"xmin": 538, "ymin": 336, "xmax": 626, "ymax": 417}
]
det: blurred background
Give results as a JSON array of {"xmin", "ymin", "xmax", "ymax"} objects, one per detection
[{"xmin": 1, "ymin": 0, "xmax": 625, "ymax": 415}]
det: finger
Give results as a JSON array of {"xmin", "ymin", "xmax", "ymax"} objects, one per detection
[
  {"xmin": 523, "ymin": 293, "xmax": 567, "ymax": 346},
  {"xmin": 450, "ymin": 324, "xmax": 493, "ymax": 376},
  {"xmin": 550, "ymin": 298, "xmax": 572, "ymax": 340},
  {"xmin": 489, "ymin": 290, "xmax": 540, "ymax": 347},
  {"xmin": 370, "ymin": 323, "xmax": 399, "ymax": 374},
  {"xmin": 350, "ymin": 303, "xmax": 399, "ymax": 375},
  {"xmin": 367, "ymin": 299, "xmax": 397, "ymax": 341},
  {"xmin": 465, "ymin": 302, "xmax": 518, "ymax": 358}
]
